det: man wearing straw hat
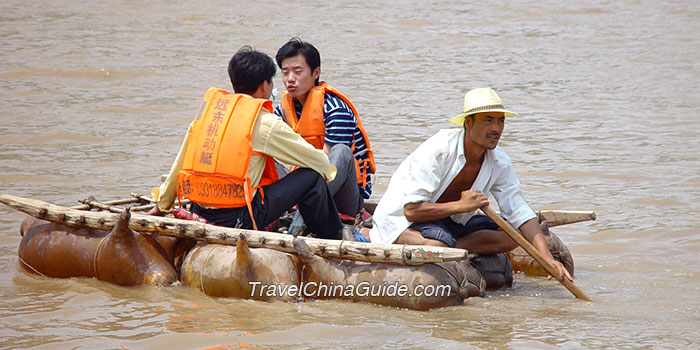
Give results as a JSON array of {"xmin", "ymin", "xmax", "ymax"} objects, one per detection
[{"xmin": 368, "ymin": 87, "xmax": 572, "ymax": 281}]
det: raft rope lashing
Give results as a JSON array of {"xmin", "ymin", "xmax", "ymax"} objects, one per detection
[
  {"xmin": 18, "ymin": 255, "xmax": 46, "ymax": 277},
  {"xmin": 93, "ymin": 235, "xmax": 109, "ymax": 280},
  {"xmin": 243, "ymin": 178, "xmax": 258, "ymax": 231},
  {"xmin": 199, "ymin": 243, "xmax": 217, "ymax": 295},
  {"xmin": 337, "ymin": 238, "xmax": 346, "ymax": 258},
  {"xmin": 434, "ymin": 262, "xmax": 463, "ymax": 291},
  {"xmin": 400, "ymin": 244, "xmax": 464, "ymax": 292},
  {"xmin": 401, "ymin": 244, "xmax": 409, "ymax": 265}
]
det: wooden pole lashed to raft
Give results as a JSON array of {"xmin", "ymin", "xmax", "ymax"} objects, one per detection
[
  {"xmin": 70, "ymin": 194, "xmax": 191, "ymax": 213},
  {"xmin": 0, "ymin": 194, "xmax": 469, "ymax": 265},
  {"xmin": 70, "ymin": 197, "xmax": 141, "ymax": 210},
  {"xmin": 473, "ymin": 209, "xmax": 596, "ymax": 227}
]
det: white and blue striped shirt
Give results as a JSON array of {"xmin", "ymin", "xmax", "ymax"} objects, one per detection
[{"xmin": 275, "ymin": 92, "xmax": 372, "ymax": 198}]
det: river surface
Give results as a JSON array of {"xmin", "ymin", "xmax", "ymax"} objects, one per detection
[{"xmin": 1, "ymin": 1, "xmax": 698, "ymax": 349}]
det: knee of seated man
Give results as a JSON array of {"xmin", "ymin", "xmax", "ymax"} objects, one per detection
[
  {"xmin": 329, "ymin": 144, "xmax": 354, "ymax": 163},
  {"xmin": 293, "ymin": 167, "xmax": 324, "ymax": 185},
  {"xmin": 501, "ymin": 237, "xmax": 519, "ymax": 252},
  {"xmin": 478, "ymin": 228, "xmax": 518, "ymax": 252},
  {"xmin": 397, "ymin": 228, "xmax": 450, "ymax": 247},
  {"xmin": 422, "ymin": 237, "xmax": 450, "ymax": 247}
]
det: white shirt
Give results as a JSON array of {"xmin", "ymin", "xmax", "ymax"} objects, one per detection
[{"xmin": 369, "ymin": 128, "xmax": 536, "ymax": 244}]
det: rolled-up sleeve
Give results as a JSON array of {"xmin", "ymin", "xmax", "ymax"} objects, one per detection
[
  {"xmin": 370, "ymin": 128, "xmax": 466, "ymax": 244},
  {"xmin": 255, "ymin": 114, "xmax": 335, "ymax": 182},
  {"xmin": 154, "ymin": 123, "xmax": 192, "ymax": 211},
  {"xmin": 401, "ymin": 138, "xmax": 445, "ymax": 206}
]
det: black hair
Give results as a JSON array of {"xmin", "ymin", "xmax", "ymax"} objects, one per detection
[
  {"xmin": 227, "ymin": 46, "xmax": 276, "ymax": 94},
  {"xmin": 275, "ymin": 37, "xmax": 321, "ymax": 85},
  {"xmin": 464, "ymin": 114, "xmax": 476, "ymax": 128}
]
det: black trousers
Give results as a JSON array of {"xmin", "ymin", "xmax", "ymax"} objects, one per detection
[{"xmin": 190, "ymin": 168, "xmax": 342, "ymax": 239}]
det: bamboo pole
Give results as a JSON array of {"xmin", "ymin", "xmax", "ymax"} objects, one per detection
[
  {"xmin": 70, "ymin": 197, "xmax": 140, "ymax": 210},
  {"xmin": 125, "ymin": 203, "xmax": 159, "ymax": 212},
  {"xmin": 128, "ymin": 192, "xmax": 191, "ymax": 211},
  {"xmin": 73, "ymin": 196, "xmax": 169, "ymax": 213},
  {"xmin": 0, "ymin": 194, "xmax": 469, "ymax": 265},
  {"xmin": 129, "ymin": 193, "xmax": 155, "ymax": 203},
  {"xmin": 77, "ymin": 198, "xmax": 126, "ymax": 213},
  {"xmin": 481, "ymin": 205, "xmax": 592, "ymax": 301},
  {"xmin": 74, "ymin": 193, "xmax": 192, "ymax": 213}
]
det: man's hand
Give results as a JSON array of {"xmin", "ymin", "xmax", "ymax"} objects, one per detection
[
  {"xmin": 457, "ymin": 190, "xmax": 489, "ymax": 213},
  {"xmin": 404, "ymin": 190, "xmax": 489, "ymax": 223},
  {"xmin": 547, "ymin": 259, "xmax": 574, "ymax": 282}
]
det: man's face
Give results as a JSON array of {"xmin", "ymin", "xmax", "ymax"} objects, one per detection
[
  {"xmin": 465, "ymin": 112, "xmax": 506, "ymax": 150},
  {"xmin": 281, "ymin": 54, "xmax": 319, "ymax": 101}
]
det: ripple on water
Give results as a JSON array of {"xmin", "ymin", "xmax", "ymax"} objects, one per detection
[{"xmin": 0, "ymin": 0, "xmax": 699, "ymax": 348}]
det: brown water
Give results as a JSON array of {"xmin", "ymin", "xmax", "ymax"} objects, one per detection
[{"xmin": 1, "ymin": 1, "xmax": 698, "ymax": 349}]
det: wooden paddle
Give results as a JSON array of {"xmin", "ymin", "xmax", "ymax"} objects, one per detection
[{"xmin": 481, "ymin": 205, "xmax": 592, "ymax": 301}]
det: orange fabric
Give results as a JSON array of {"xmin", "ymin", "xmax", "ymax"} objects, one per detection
[
  {"xmin": 279, "ymin": 82, "xmax": 376, "ymax": 186},
  {"xmin": 279, "ymin": 86, "xmax": 325, "ymax": 149},
  {"xmin": 177, "ymin": 88, "xmax": 278, "ymax": 215}
]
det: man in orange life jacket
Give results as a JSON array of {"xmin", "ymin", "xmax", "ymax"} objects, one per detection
[
  {"xmin": 149, "ymin": 46, "xmax": 344, "ymax": 239},
  {"xmin": 274, "ymin": 38, "xmax": 376, "ymax": 217}
]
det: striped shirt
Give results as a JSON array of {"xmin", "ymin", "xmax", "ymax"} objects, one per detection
[{"xmin": 275, "ymin": 92, "xmax": 372, "ymax": 198}]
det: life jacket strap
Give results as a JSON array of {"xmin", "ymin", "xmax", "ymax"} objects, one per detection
[{"xmin": 243, "ymin": 178, "xmax": 258, "ymax": 231}]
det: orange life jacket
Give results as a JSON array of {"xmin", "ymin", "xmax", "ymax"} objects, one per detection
[
  {"xmin": 279, "ymin": 82, "xmax": 376, "ymax": 186},
  {"xmin": 177, "ymin": 88, "xmax": 278, "ymax": 230}
]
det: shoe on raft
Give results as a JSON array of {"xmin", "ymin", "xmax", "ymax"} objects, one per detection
[{"xmin": 342, "ymin": 224, "xmax": 369, "ymax": 242}]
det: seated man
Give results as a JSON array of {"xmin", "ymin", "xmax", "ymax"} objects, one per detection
[
  {"xmin": 273, "ymin": 38, "xmax": 376, "ymax": 217},
  {"xmin": 369, "ymin": 87, "xmax": 572, "ymax": 280},
  {"xmin": 149, "ymin": 46, "xmax": 343, "ymax": 240}
]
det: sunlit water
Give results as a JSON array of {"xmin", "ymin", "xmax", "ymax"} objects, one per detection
[{"xmin": 1, "ymin": 1, "xmax": 698, "ymax": 349}]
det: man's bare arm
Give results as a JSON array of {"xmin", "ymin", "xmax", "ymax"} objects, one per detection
[
  {"xmin": 404, "ymin": 190, "xmax": 489, "ymax": 222},
  {"xmin": 518, "ymin": 218, "xmax": 573, "ymax": 281}
]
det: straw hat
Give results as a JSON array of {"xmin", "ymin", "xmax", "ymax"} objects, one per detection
[{"xmin": 449, "ymin": 87, "xmax": 518, "ymax": 125}]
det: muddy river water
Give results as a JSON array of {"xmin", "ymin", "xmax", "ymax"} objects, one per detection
[{"xmin": 1, "ymin": 1, "xmax": 698, "ymax": 349}]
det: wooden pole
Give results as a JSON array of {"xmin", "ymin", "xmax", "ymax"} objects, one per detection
[
  {"xmin": 536, "ymin": 210, "xmax": 595, "ymax": 227},
  {"xmin": 77, "ymin": 198, "xmax": 128, "ymax": 213},
  {"xmin": 129, "ymin": 193, "xmax": 156, "ymax": 202},
  {"xmin": 70, "ymin": 197, "xmax": 141, "ymax": 210},
  {"xmin": 128, "ymin": 203, "xmax": 158, "ymax": 212},
  {"xmin": 481, "ymin": 205, "xmax": 592, "ymax": 301},
  {"xmin": 71, "ymin": 194, "xmax": 192, "ymax": 213},
  {"xmin": 0, "ymin": 194, "xmax": 470, "ymax": 266},
  {"xmin": 128, "ymin": 192, "xmax": 191, "ymax": 211},
  {"xmin": 475, "ymin": 208, "xmax": 596, "ymax": 227},
  {"xmin": 73, "ymin": 198, "xmax": 161, "ymax": 213}
]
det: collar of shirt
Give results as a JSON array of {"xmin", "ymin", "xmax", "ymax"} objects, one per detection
[
  {"xmin": 369, "ymin": 128, "xmax": 508, "ymax": 244},
  {"xmin": 412, "ymin": 128, "xmax": 496, "ymax": 209}
]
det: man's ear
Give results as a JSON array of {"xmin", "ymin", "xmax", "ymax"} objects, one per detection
[
  {"xmin": 463, "ymin": 116, "xmax": 472, "ymax": 129},
  {"xmin": 312, "ymin": 66, "xmax": 321, "ymax": 81},
  {"xmin": 253, "ymin": 81, "xmax": 268, "ymax": 99}
]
